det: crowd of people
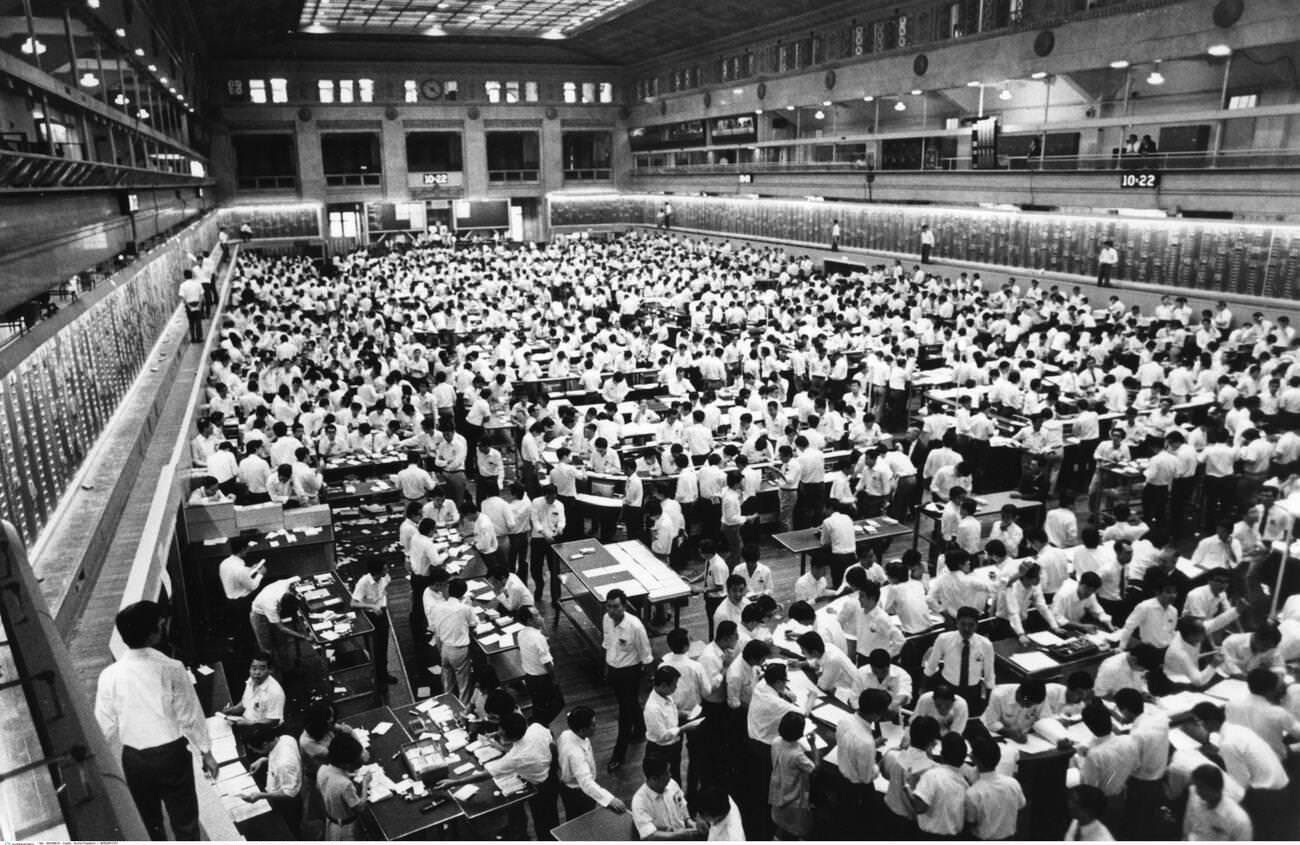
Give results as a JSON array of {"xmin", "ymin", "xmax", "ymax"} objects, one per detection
[{"xmin": 156, "ymin": 228, "xmax": 1300, "ymax": 840}]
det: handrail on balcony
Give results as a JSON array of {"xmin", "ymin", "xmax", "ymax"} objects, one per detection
[
  {"xmin": 0, "ymin": 149, "xmax": 207, "ymax": 191},
  {"xmin": 488, "ymin": 168, "xmax": 540, "ymax": 183}
]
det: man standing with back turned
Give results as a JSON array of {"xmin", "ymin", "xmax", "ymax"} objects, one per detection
[{"xmin": 95, "ymin": 600, "xmax": 219, "ymax": 840}]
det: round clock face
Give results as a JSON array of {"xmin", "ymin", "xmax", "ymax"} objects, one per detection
[{"xmin": 420, "ymin": 79, "xmax": 443, "ymax": 100}]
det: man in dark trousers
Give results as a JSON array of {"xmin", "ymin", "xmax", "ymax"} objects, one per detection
[
  {"xmin": 602, "ymin": 589, "xmax": 653, "ymax": 771},
  {"xmin": 920, "ymin": 223, "xmax": 935, "ymax": 263},
  {"xmin": 95, "ymin": 601, "xmax": 219, "ymax": 840}
]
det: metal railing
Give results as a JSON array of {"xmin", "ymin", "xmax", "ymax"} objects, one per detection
[
  {"xmin": 487, "ymin": 168, "xmax": 540, "ymax": 183},
  {"xmin": 237, "ymin": 175, "xmax": 297, "ymax": 191},
  {"xmin": 0, "ymin": 149, "xmax": 208, "ymax": 191},
  {"xmin": 325, "ymin": 172, "xmax": 382, "ymax": 187},
  {"xmin": 632, "ymin": 146, "xmax": 1300, "ymax": 176},
  {"xmin": 563, "ymin": 168, "xmax": 612, "ymax": 181}
]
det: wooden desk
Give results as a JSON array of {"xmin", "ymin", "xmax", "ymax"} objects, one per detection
[
  {"xmin": 348, "ymin": 706, "xmax": 464, "ymax": 839},
  {"xmin": 918, "ymin": 490, "xmax": 1044, "ymax": 546},
  {"xmin": 550, "ymin": 807, "xmax": 637, "ymax": 841},
  {"xmin": 321, "ymin": 450, "xmax": 408, "ymax": 482},
  {"xmin": 551, "ymin": 538, "xmax": 691, "ymax": 636},
  {"xmin": 325, "ymin": 478, "xmax": 402, "ymax": 509},
  {"xmin": 295, "ymin": 572, "xmax": 376, "ymax": 703},
  {"xmin": 992, "ymin": 635, "xmax": 1116, "ymax": 682},
  {"xmin": 773, "ymin": 515, "xmax": 914, "ymax": 574}
]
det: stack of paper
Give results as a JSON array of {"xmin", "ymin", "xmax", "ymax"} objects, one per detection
[
  {"xmin": 1027, "ymin": 630, "xmax": 1067, "ymax": 648},
  {"xmin": 809, "ymin": 703, "xmax": 854, "ymax": 729},
  {"xmin": 493, "ymin": 773, "xmax": 528, "ymax": 795},
  {"xmin": 1009, "ymin": 650, "xmax": 1059, "ymax": 674}
]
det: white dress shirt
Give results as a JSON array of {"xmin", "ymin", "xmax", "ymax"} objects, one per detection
[
  {"xmin": 603, "ymin": 613, "xmax": 652, "ymax": 669},
  {"xmin": 557, "ymin": 729, "xmax": 616, "ymax": 807},
  {"xmin": 95, "ymin": 648, "xmax": 212, "ymax": 754},
  {"xmin": 924, "ymin": 630, "xmax": 996, "ymax": 690}
]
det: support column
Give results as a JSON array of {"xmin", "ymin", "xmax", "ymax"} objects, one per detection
[
  {"xmin": 296, "ymin": 119, "xmax": 326, "ymax": 199},
  {"xmin": 540, "ymin": 116, "xmax": 563, "ymax": 193},
  {"xmin": 462, "ymin": 115, "xmax": 487, "ymax": 197},
  {"xmin": 380, "ymin": 115, "xmax": 407, "ymax": 200}
]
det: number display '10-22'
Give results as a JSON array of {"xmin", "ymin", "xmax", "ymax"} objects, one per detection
[{"xmin": 1119, "ymin": 172, "xmax": 1161, "ymax": 189}]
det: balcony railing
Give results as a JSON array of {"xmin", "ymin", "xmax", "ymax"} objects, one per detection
[
  {"xmin": 563, "ymin": 168, "xmax": 612, "ymax": 181},
  {"xmin": 632, "ymin": 146, "xmax": 1300, "ymax": 176},
  {"xmin": 325, "ymin": 172, "xmax": 382, "ymax": 187},
  {"xmin": 0, "ymin": 149, "xmax": 208, "ymax": 191},
  {"xmin": 488, "ymin": 168, "xmax": 540, "ymax": 183},
  {"xmin": 237, "ymin": 175, "xmax": 297, "ymax": 190}
]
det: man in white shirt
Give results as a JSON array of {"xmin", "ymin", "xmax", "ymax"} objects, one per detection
[
  {"xmin": 604, "ymin": 589, "xmax": 653, "ymax": 770},
  {"xmin": 1118, "ymin": 572, "xmax": 1178, "ymax": 649},
  {"xmin": 1183, "ymin": 765, "xmax": 1253, "ymax": 841},
  {"xmin": 964, "ymin": 738, "xmax": 1026, "ymax": 841},
  {"xmin": 924, "ymin": 606, "xmax": 996, "ymax": 712},
  {"xmin": 424, "ymin": 569, "xmax": 475, "ymax": 699},
  {"xmin": 95, "ymin": 601, "xmax": 219, "ymax": 840},
  {"xmin": 631, "ymin": 756, "xmax": 701, "ymax": 840},
  {"xmin": 517, "ymin": 607, "xmax": 564, "ymax": 727},
  {"xmin": 1187, "ymin": 701, "xmax": 1289, "ymax": 839},
  {"xmin": 395, "ymin": 452, "xmax": 436, "ymax": 501},
  {"xmin": 558, "ymin": 707, "xmax": 627, "ymax": 818},
  {"xmin": 222, "ymin": 653, "xmax": 286, "ymax": 750},
  {"xmin": 349, "ymin": 557, "xmax": 395, "ymax": 686},
  {"xmin": 858, "ymin": 649, "xmax": 913, "ymax": 713},
  {"xmin": 1044, "ymin": 494, "xmax": 1080, "ymax": 548},
  {"xmin": 1113, "ymin": 688, "xmax": 1170, "ymax": 838},
  {"xmin": 528, "ymin": 484, "xmax": 566, "ymax": 603},
  {"xmin": 909, "ymin": 733, "xmax": 969, "ymax": 837},
  {"xmin": 1052, "ymin": 572, "xmax": 1114, "ymax": 633},
  {"xmin": 1076, "ymin": 701, "xmax": 1139, "ymax": 825}
]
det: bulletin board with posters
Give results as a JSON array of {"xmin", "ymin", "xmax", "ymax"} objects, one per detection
[{"xmin": 547, "ymin": 193, "xmax": 1300, "ymax": 300}]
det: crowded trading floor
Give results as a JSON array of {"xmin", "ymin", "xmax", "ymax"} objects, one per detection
[{"xmin": 152, "ymin": 227, "xmax": 1300, "ymax": 842}]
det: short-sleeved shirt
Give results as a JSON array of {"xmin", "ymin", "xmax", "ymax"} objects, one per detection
[
  {"xmin": 915, "ymin": 764, "xmax": 969, "ymax": 835},
  {"xmin": 241, "ymin": 676, "xmax": 286, "ymax": 723},
  {"xmin": 631, "ymin": 779, "xmax": 691, "ymax": 839},
  {"xmin": 318, "ymin": 764, "xmax": 363, "ymax": 823}
]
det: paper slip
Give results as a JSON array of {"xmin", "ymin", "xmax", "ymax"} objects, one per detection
[
  {"xmin": 452, "ymin": 784, "xmax": 480, "ymax": 801},
  {"xmin": 211, "ymin": 735, "xmax": 240, "ymax": 764},
  {"xmin": 196, "ymin": 664, "xmax": 215, "ymax": 676},
  {"xmin": 810, "ymin": 703, "xmax": 854, "ymax": 730},
  {"xmin": 579, "ymin": 547, "xmax": 597, "ymax": 553},
  {"xmin": 596, "ymin": 579, "xmax": 645, "ymax": 600},
  {"xmin": 473, "ymin": 745, "xmax": 503, "ymax": 763},
  {"xmin": 501, "ymin": 622, "xmax": 525, "ymax": 635},
  {"xmin": 1153, "ymin": 691, "xmax": 1216, "ymax": 717},
  {"xmin": 1205, "ymin": 678, "xmax": 1249, "ymax": 702},
  {"xmin": 475, "ymin": 623, "xmax": 495, "ymax": 636},
  {"xmin": 372, "ymin": 721, "xmax": 394, "ymax": 736},
  {"xmin": 229, "ymin": 798, "xmax": 271, "ymax": 823},
  {"xmin": 466, "ymin": 579, "xmax": 490, "ymax": 592},
  {"xmin": 582, "ymin": 564, "xmax": 626, "ymax": 578},
  {"xmin": 1009, "ymin": 650, "xmax": 1059, "ymax": 674},
  {"xmin": 1026, "ymin": 630, "xmax": 1067, "ymax": 648},
  {"xmin": 453, "ymin": 761, "xmax": 477, "ymax": 776},
  {"xmin": 493, "ymin": 774, "xmax": 528, "ymax": 795},
  {"xmin": 445, "ymin": 729, "xmax": 469, "ymax": 751}
]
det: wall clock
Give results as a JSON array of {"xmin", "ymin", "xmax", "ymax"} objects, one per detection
[{"xmin": 420, "ymin": 79, "xmax": 444, "ymax": 100}]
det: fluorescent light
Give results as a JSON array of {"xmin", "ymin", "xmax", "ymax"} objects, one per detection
[
  {"xmin": 821, "ymin": 100, "xmax": 832, "ymax": 106},
  {"xmin": 87, "ymin": 0, "xmax": 100, "ymax": 7},
  {"xmin": 863, "ymin": 95, "xmax": 874, "ymax": 102},
  {"xmin": 424, "ymin": 24, "xmax": 446, "ymax": 35},
  {"xmin": 31, "ymin": 110, "xmax": 44, "ymax": 120},
  {"xmin": 894, "ymin": 100, "xmax": 906, "ymax": 111},
  {"xmin": 1031, "ymin": 71, "xmax": 1048, "ymax": 80},
  {"xmin": 733, "ymin": 88, "xmax": 744, "ymax": 95},
  {"xmin": 134, "ymin": 47, "xmax": 145, "ymax": 56},
  {"xmin": 754, "ymin": 108, "xmax": 763, "ymax": 114},
  {"xmin": 967, "ymin": 81, "xmax": 982, "ymax": 87},
  {"xmin": 1109, "ymin": 59, "xmax": 1130, "ymax": 69},
  {"xmin": 147, "ymin": 64, "xmax": 157, "ymax": 71},
  {"xmin": 785, "ymin": 105, "xmax": 795, "ymax": 110},
  {"xmin": 159, "ymin": 76, "xmax": 168, "ymax": 83},
  {"xmin": 910, "ymin": 88, "xmax": 923, "ymax": 96},
  {"xmin": 999, "ymin": 88, "xmax": 1012, "ymax": 100},
  {"xmin": 114, "ymin": 27, "xmax": 125, "ymax": 36},
  {"xmin": 541, "ymin": 28, "xmax": 565, "ymax": 39},
  {"xmin": 1208, "ymin": 43, "xmax": 1232, "ymax": 57},
  {"xmin": 79, "ymin": 72, "xmax": 100, "ymax": 87},
  {"xmin": 1147, "ymin": 70, "xmax": 1165, "ymax": 85}
]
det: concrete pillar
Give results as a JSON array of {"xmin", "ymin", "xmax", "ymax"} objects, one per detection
[
  {"xmin": 380, "ymin": 115, "xmax": 407, "ymax": 200},
  {"xmin": 541, "ymin": 116, "xmax": 564, "ymax": 193},
  {"xmin": 296, "ymin": 118, "xmax": 325, "ymax": 200},
  {"xmin": 462, "ymin": 116, "xmax": 487, "ymax": 197},
  {"xmin": 611, "ymin": 120, "xmax": 632, "ymax": 190}
]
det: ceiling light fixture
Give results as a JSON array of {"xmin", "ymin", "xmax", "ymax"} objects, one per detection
[
  {"xmin": 159, "ymin": 76, "xmax": 168, "ymax": 84},
  {"xmin": 79, "ymin": 72, "xmax": 99, "ymax": 87},
  {"xmin": 910, "ymin": 88, "xmax": 922, "ymax": 96},
  {"xmin": 813, "ymin": 109, "xmax": 824, "ymax": 120},
  {"xmin": 785, "ymin": 105, "xmax": 795, "ymax": 110},
  {"xmin": 87, "ymin": 0, "xmax": 100, "ymax": 7},
  {"xmin": 134, "ymin": 47, "xmax": 144, "ymax": 56},
  {"xmin": 1208, "ymin": 43, "xmax": 1232, "ymax": 57},
  {"xmin": 147, "ymin": 63, "xmax": 157, "ymax": 71},
  {"xmin": 20, "ymin": 37, "xmax": 46, "ymax": 55},
  {"xmin": 894, "ymin": 100, "xmax": 906, "ymax": 111},
  {"xmin": 1031, "ymin": 71, "xmax": 1048, "ymax": 80},
  {"xmin": 754, "ymin": 108, "xmax": 763, "ymax": 114},
  {"xmin": 114, "ymin": 93, "xmax": 129, "ymax": 105},
  {"xmin": 1109, "ymin": 59, "xmax": 1130, "ymax": 69},
  {"xmin": 136, "ymin": 108, "xmax": 149, "ymax": 119},
  {"xmin": 114, "ymin": 27, "xmax": 125, "ymax": 37},
  {"xmin": 541, "ymin": 29, "xmax": 565, "ymax": 39},
  {"xmin": 1146, "ymin": 61, "xmax": 1165, "ymax": 85},
  {"xmin": 31, "ymin": 109, "xmax": 44, "ymax": 120},
  {"xmin": 821, "ymin": 99, "xmax": 831, "ymax": 106},
  {"xmin": 863, "ymin": 95, "xmax": 874, "ymax": 102},
  {"xmin": 967, "ymin": 81, "xmax": 982, "ymax": 87},
  {"xmin": 424, "ymin": 24, "xmax": 446, "ymax": 35},
  {"xmin": 999, "ymin": 87, "xmax": 1012, "ymax": 101}
]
